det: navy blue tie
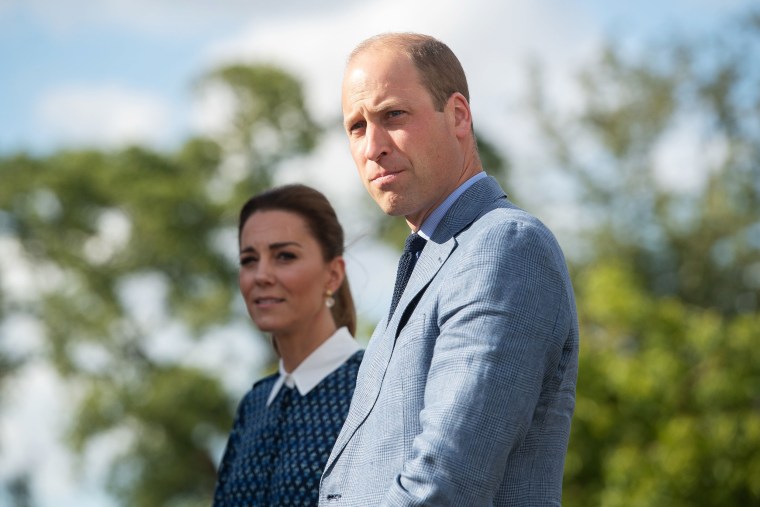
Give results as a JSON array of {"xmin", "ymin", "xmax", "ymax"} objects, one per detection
[{"xmin": 389, "ymin": 233, "xmax": 427, "ymax": 320}]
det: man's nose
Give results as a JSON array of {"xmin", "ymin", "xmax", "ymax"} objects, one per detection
[{"xmin": 363, "ymin": 123, "xmax": 390, "ymax": 162}]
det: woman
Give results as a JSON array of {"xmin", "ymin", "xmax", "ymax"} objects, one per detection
[{"xmin": 213, "ymin": 184, "xmax": 363, "ymax": 506}]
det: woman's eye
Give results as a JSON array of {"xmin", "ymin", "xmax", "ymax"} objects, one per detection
[
  {"xmin": 239, "ymin": 253, "xmax": 259, "ymax": 266},
  {"xmin": 277, "ymin": 251, "xmax": 297, "ymax": 261}
]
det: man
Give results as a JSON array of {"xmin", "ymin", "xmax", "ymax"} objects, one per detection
[{"xmin": 320, "ymin": 32, "xmax": 579, "ymax": 506}]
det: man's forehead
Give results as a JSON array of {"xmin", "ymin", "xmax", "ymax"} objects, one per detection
[{"xmin": 343, "ymin": 54, "xmax": 422, "ymax": 96}]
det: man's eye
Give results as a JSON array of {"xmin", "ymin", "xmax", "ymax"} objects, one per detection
[
  {"xmin": 349, "ymin": 120, "xmax": 366, "ymax": 133},
  {"xmin": 388, "ymin": 110, "xmax": 404, "ymax": 118}
]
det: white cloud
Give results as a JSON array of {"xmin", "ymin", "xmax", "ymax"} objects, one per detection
[
  {"xmin": 0, "ymin": 314, "xmax": 46, "ymax": 359},
  {"xmin": 652, "ymin": 113, "xmax": 727, "ymax": 194},
  {"xmin": 0, "ymin": 362, "xmax": 115, "ymax": 507},
  {"xmin": 34, "ymin": 84, "xmax": 171, "ymax": 149},
  {"xmin": 189, "ymin": 80, "xmax": 238, "ymax": 139},
  {"xmin": 200, "ymin": 0, "xmax": 599, "ymax": 122},
  {"xmin": 83, "ymin": 208, "xmax": 132, "ymax": 265},
  {"xmin": 184, "ymin": 321, "xmax": 271, "ymax": 395},
  {"xmin": 3, "ymin": 0, "xmax": 348, "ymax": 36},
  {"xmin": 0, "ymin": 237, "xmax": 36, "ymax": 301}
]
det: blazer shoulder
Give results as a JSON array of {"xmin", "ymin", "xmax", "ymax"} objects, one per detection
[
  {"xmin": 435, "ymin": 175, "xmax": 552, "ymax": 242},
  {"xmin": 478, "ymin": 202, "xmax": 551, "ymax": 234},
  {"xmin": 431, "ymin": 176, "xmax": 501, "ymax": 240}
]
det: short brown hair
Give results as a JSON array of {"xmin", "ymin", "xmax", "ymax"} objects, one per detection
[
  {"xmin": 349, "ymin": 32, "xmax": 470, "ymax": 111},
  {"xmin": 238, "ymin": 184, "xmax": 357, "ymax": 336}
]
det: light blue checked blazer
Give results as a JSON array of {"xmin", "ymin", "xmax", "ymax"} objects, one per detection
[{"xmin": 319, "ymin": 176, "xmax": 579, "ymax": 506}]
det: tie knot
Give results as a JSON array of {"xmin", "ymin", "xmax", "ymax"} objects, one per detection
[{"xmin": 404, "ymin": 233, "xmax": 427, "ymax": 254}]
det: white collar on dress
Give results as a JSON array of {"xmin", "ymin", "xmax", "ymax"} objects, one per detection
[{"xmin": 266, "ymin": 326, "xmax": 360, "ymax": 406}]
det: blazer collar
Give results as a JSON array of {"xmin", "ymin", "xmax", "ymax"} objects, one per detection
[
  {"xmin": 389, "ymin": 176, "xmax": 506, "ymax": 328},
  {"xmin": 430, "ymin": 176, "xmax": 506, "ymax": 244}
]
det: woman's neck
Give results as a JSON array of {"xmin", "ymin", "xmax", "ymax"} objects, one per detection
[{"xmin": 274, "ymin": 313, "xmax": 337, "ymax": 373}]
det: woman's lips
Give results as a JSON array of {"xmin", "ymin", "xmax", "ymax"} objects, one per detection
[{"xmin": 254, "ymin": 297, "xmax": 284, "ymax": 307}]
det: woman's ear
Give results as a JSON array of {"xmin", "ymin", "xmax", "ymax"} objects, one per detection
[{"xmin": 327, "ymin": 256, "xmax": 346, "ymax": 292}]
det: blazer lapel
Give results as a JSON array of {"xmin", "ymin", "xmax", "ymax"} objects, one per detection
[
  {"xmin": 388, "ymin": 237, "xmax": 453, "ymax": 334},
  {"xmin": 324, "ymin": 176, "xmax": 507, "ymax": 472},
  {"xmin": 325, "ymin": 238, "xmax": 456, "ymax": 471}
]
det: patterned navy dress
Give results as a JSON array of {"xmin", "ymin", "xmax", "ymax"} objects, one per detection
[{"xmin": 213, "ymin": 350, "xmax": 363, "ymax": 506}]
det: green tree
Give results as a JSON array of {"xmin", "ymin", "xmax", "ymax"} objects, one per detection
[
  {"xmin": 565, "ymin": 260, "xmax": 760, "ymax": 506},
  {"xmin": 199, "ymin": 64, "xmax": 321, "ymax": 192},
  {"xmin": 529, "ymin": 9, "xmax": 760, "ymax": 316},
  {"xmin": 525, "ymin": 8, "xmax": 760, "ymax": 506},
  {"xmin": 0, "ymin": 63, "xmax": 320, "ymax": 506}
]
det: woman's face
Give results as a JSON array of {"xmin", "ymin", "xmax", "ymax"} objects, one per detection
[{"xmin": 238, "ymin": 210, "xmax": 342, "ymax": 339}]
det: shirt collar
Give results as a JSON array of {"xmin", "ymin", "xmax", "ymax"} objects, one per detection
[
  {"xmin": 417, "ymin": 172, "xmax": 487, "ymax": 240},
  {"xmin": 266, "ymin": 327, "xmax": 360, "ymax": 406}
]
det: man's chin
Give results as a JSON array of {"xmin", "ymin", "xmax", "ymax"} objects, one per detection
[{"xmin": 373, "ymin": 195, "xmax": 408, "ymax": 217}]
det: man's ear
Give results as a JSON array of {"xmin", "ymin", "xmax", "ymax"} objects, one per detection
[{"xmin": 447, "ymin": 92, "xmax": 472, "ymax": 138}]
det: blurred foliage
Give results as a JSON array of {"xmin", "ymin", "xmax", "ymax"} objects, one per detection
[
  {"xmin": 566, "ymin": 260, "xmax": 760, "ymax": 506},
  {"xmin": 198, "ymin": 64, "xmax": 321, "ymax": 192},
  {"xmin": 524, "ymin": 7, "xmax": 760, "ymax": 506},
  {"xmin": 3, "ymin": 473, "xmax": 34, "ymax": 507},
  {"xmin": 529, "ymin": 8, "xmax": 760, "ymax": 316},
  {"xmin": 71, "ymin": 366, "xmax": 231, "ymax": 507},
  {"xmin": 0, "ymin": 63, "xmax": 320, "ymax": 506}
]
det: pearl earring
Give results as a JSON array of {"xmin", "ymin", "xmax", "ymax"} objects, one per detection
[{"xmin": 325, "ymin": 289, "xmax": 335, "ymax": 308}]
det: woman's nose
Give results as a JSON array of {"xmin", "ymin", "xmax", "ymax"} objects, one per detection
[{"xmin": 253, "ymin": 259, "xmax": 275, "ymax": 285}]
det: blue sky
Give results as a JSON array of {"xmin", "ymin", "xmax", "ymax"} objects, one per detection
[
  {"xmin": 1, "ymin": 0, "xmax": 749, "ymax": 155},
  {"xmin": 0, "ymin": 0, "xmax": 754, "ymax": 505}
]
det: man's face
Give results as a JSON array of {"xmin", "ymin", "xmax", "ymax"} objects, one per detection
[{"xmin": 341, "ymin": 48, "xmax": 464, "ymax": 228}]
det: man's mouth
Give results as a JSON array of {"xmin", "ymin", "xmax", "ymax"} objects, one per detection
[{"xmin": 370, "ymin": 170, "xmax": 402, "ymax": 185}]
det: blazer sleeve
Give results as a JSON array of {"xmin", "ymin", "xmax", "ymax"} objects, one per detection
[{"xmin": 382, "ymin": 217, "xmax": 575, "ymax": 506}]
